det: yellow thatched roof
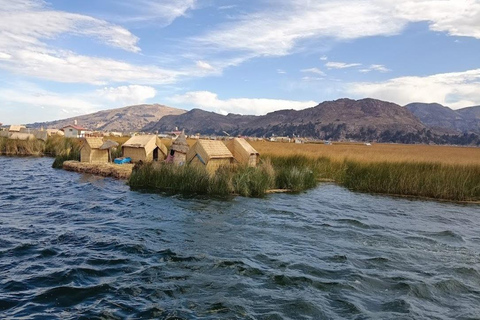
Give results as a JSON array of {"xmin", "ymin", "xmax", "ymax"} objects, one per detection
[
  {"xmin": 232, "ymin": 138, "xmax": 258, "ymax": 155},
  {"xmin": 171, "ymin": 132, "xmax": 189, "ymax": 153},
  {"xmin": 9, "ymin": 133, "xmax": 35, "ymax": 140},
  {"xmin": 123, "ymin": 135, "xmax": 167, "ymax": 156},
  {"xmin": 187, "ymin": 139, "xmax": 233, "ymax": 163},
  {"xmin": 9, "ymin": 125, "xmax": 25, "ymax": 132},
  {"xmin": 83, "ymin": 137, "xmax": 104, "ymax": 149}
]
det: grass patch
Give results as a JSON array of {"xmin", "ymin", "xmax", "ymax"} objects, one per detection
[
  {"xmin": 340, "ymin": 161, "xmax": 480, "ymax": 202},
  {"xmin": 0, "ymin": 137, "xmax": 45, "ymax": 156}
]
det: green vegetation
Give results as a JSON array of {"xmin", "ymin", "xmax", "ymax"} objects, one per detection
[
  {"xmin": 129, "ymin": 155, "xmax": 321, "ymax": 197},
  {"xmin": 341, "ymin": 161, "xmax": 480, "ymax": 202},
  {"xmin": 129, "ymin": 153, "xmax": 480, "ymax": 201}
]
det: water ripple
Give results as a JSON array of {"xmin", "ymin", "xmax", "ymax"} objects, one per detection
[{"xmin": 1, "ymin": 157, "xmax": 480, "ymax": 319}]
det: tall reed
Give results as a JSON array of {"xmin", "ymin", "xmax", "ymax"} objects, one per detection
[
  {"xmin": 0, "ymin": 137, "xmax": 45, "ymax": 156},
  {"xmin": 341, "ymin": 161, "xmax": 480, "ymax": 202}
]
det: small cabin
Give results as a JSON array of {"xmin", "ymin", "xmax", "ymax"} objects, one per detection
[
  {"xmin": 186, "ymin": 140, "xmax": 234, "ymax": 173},
  {"xmin": 224, "ymin": 138, "xmax": 259, "ymax": 167},
  {"xmin": 122, "ymin": 135, "xmax": 168, "ymax": 163},
  {"xmin": 80, "ymin": 137, "xmax": 108, "ymax": 163},
  {"xmin": 168, "ymin": 132, "xmax": 189, "ymax": 165}
]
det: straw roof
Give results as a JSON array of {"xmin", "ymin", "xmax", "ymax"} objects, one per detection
[
  {"xmin": 9, "ymin": 125, "xmax": 25, "ymax": 132},
  {"xmin": 123, "ymin": 135, "xmax": 168, "ymax": 157},
  {"xmin": 171, "ymin": 132, "xmax": 189, "ymax": 153},
  {"xmin": 83, "ymin": 137, "xmax": 104, "ymax": 149},
  {"xmin": 232, "ymin": 138, "xmax": 258, "ymax": 155},
  {"xmin": 187, "ymin": 139, "xmax": 233, "ymax": 163},
  {"xmin": 99, "ymin": 140, "xmax": 119, "ymax": 150},
  {"xmin": 9, "ymin": 133, "xmax": 35, "ymax": 140},
  {"xmin": 123, "ymin": 135, "xmax": 156, "ymax": 148}
]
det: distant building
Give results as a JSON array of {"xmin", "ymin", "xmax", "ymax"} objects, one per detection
[
  {"xmin": 46, "ymin": 129, "xmax": 64, "ymax": 137},
  {"xmin": 62, "ymin": 125, "xmax": 87, "ymax": 138},
  {"xmin": 9, "ymin": 125, "xmax": 26, "ymax": 132}
]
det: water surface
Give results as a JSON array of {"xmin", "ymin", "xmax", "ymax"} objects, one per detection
[{"xmin": 1, "ymin": 157, "xmax": 479, "ymax": 319}]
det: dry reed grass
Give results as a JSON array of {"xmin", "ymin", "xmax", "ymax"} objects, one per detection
[{"xmin": 249, "ymin": 141, "xmax": 480, "ymax": 166}]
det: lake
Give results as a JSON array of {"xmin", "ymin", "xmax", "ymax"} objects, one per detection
[{"xmin": 1, "ymin": 157, "xmax": 479, "ymax": 319}]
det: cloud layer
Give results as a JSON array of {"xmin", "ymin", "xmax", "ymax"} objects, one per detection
[
  {"xmin": 348, "ymin": 69, "xmax": 480, "ymax": 109},
  {"xmin": 167, "ymin": 91, "xmax": 317, "ymax": 115}
]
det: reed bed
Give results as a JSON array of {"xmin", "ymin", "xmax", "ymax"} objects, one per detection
[
  {"xmin": 0, "ymin": 137, "xmax": 45, "ymax": 156},
  {"xmin": 249, "ymin": 140, "xmax": 480, "ymax": 166},
  {"xmin": 341, "ymin": 161, "xmax": 480, "ymax": 202},
  {"xmin": 128, "ymin": 157, "xmax": 316, "ymax": 197}
]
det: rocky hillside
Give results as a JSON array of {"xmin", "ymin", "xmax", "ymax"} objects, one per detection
[
  {"xmin": 31, "ymin": 104, "xmax": 186, "ymax": 133},
  {"xmin": 145, "ymin": 98, "xmax": 428, "ymax": 142},
  {"xmin": 406, "ymin": 103, "xmax": 480, "ymax": 133}
]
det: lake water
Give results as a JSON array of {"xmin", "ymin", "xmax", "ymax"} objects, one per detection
[{"xmin": 1, "ymin": 157, "xmax": 480, "ymax": 319}]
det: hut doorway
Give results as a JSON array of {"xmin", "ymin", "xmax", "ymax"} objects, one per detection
[{"xmin": 153, "ymin": 148, "xmax": 159, "ymax": 161}]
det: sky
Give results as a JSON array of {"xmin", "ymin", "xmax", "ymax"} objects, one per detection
[{"xmin": 1, "ymin": 0, "xmax": 480, "ymax": 124}]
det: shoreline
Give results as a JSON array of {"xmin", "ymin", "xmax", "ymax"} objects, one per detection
[{"xmin": 62, "ymin": 161, "xmax": 133, "ymax": 180}]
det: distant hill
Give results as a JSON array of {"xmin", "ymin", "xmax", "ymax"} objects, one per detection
[
  {"xmin": 145, "ymin": 98, "xmax": 428, "ymax": 142},
  {"xmin": 31, "ymin": 104, "xmax": 186, "ymax": 132},
  {"xmin": 406, "ymin": 103, "xmax": 480, "ymax": 133}
]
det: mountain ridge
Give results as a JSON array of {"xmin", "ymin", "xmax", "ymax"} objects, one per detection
[{"xmin": 30, "ymin": 104, "xmax": 186, "ymax": 133}]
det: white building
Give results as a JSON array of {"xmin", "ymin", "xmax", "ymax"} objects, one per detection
[{"xmin": 62, "ymin": 125, "xmax": 87, "ymax": 138}]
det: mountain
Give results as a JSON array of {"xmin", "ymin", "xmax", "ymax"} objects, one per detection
[
  {"xmin": 406, "ymin": 103, "xmax": 480, "ymax": 133},
  {"xmin": 31, "ymin": 104, "xmax": 186, "ymax": 133},
  {"xmin": 145, "ymin": 98, "xmax": 428, "ymax": 142},
  {"xmin": 143, "ymin": 108, "xmax": 258, "ymax": 134}
]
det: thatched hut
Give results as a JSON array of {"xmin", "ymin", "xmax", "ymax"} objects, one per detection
[
  {"xmin": 186, "ymin": 140, "xmax": 234, "ymax": 173},
  {"xmin": 80, "ymin": 137, "xmax": 109, "ymax": 164},
  {"xmin": 9, "ymin": 125, "xmax": 26, "ymax": 132},
  {"xmin": 99, "ymin": 140, "xmax": 119, "ymax": 162},
  {"xmin": 168, "ymin": 132, "xmax": 189, "ymax": 165},
  {"xmin": 122, "ymin": 135, "xmax": 168, "ymax": 163},
  {"xmin": 225, "ymin": 138, "xmax": 259, "ymax": 167},
  {"xmin": 9, "ymin": 133, "xmax": 35, "ymax": 140}
]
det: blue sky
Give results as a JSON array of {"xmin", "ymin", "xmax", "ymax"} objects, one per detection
[{"xmin": 1, "ymin": 0, "xmax": 480, "ymax": 124}]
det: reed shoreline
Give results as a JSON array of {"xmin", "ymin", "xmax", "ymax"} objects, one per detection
[{"xmin": 1, "ymin": 136, "xmax": 479, "ymax": 202}]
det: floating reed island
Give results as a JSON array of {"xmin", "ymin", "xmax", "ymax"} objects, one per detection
[{"xmin": 2, "ymin": 130, "xmax": 479, "ymax": 202}]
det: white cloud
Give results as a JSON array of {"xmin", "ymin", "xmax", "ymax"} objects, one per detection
[
  {"xmin": 0, "ymin": 83, "xmax": 160, "ymax": 123},
  {"xmin": 96, "ymin": 85, "xmax": 156, "ymax": 105},
  {"xmin": 196, "ymin": 60, "xmax": 215, "ymax": 71},
  {"xmin": 320, "ymin": 55, "xmax": 328, "ymax": 61},
  {"xmin": 326, "ymin": 62, "xmax": 361, "ymax": 69},
  {"xmin": 193, "ymin": 0, "xmax": 480, "ymax": 60},
  {"xmin": 0, "ymin": 0, "xmax": 140, "ymax": 52},
  {"xmin": 348, "ymin": 69, "xmax": 480, "ymax": 109},
  {"xmin": 0, "ymin": 0, "xmax": 186, "ymax": 85},
  {"xmin": 359, "ymin": 64, "xmax": 390, "ymax": 73},
  {"xmin": 167, "ymin": 91, "xmax": 317, "ymax": 115},
  {"xmin": 119, "ymin": 0, "xmax": 197, "ymax": 26},
  {"xmin": 277, "ymin": 69, "xmax": 287, "ymax": 74},
  {"xmin": 301, "ymin": 67, "xmax": 326, "ymax": 76}
]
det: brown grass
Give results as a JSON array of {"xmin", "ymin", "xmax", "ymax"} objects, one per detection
[{"xmin": 247, "ymin": 141, "xmax": 480, "ymax": 166}]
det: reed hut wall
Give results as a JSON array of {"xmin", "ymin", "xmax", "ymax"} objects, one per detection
[
  {"xmin": 225, "ymin": 138, "xmax": 259, "ymax": 167},
  {"xmin": 81, "ymin": 139, "xmax": 109, "ymax": 163},
  {"xmin": 122, "ymin": 146, "xmax": 147, "ymax": 163},
  {"xmin": 187, "ymin": 140, "xmax": 234, "ymax": 173}
]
